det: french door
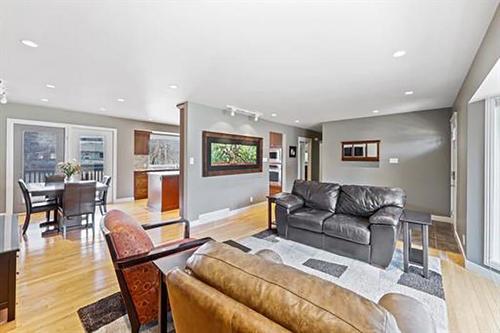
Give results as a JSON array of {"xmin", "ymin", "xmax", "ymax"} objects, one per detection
[
  {"xmin": 68, "ymin": 127, "xmax": 114, "ymax": 203},
  {"xmin": 12, "ymin": 124, "xmax": 65, "ymax": 213}
]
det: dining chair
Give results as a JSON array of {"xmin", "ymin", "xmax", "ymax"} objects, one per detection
[
  {"xmin": 102, "ymin": 209, "xmax": 209, "ymax": 333},
  {"xmin": 18, "ymin": 179, "xmax": 58, "ymax": 235},
  {"xmin": 58, "ymin": 181, "xmax": 97, "ymax": 234},
  {"xmin": 96, "ymin": 176, "xmax": 112, "ymax": 215},
  {"xmin": 44, "ymin": 174, "xmax": 66, "ymax": 221}
]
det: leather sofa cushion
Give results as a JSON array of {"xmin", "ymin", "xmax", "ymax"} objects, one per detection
[
  {"xmin": 292, "ymin": 180, "xmax": 340, "ymax": 213},
  {"xmin": 288, "ymin": 207, "xmax": 333, "ymax": 233},
  {"xmin": 186, "ymin": 241, "xmax": 401, "ymax": 333},
  {"xmin": 336, "ymin": 185, "xmax": 406, "ymax": 217},
  {"xmin": 323, "ymin": 214, "xmax": 371, "ymax": 245}
]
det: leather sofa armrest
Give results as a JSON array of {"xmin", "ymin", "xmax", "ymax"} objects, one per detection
[
  {"xmin": 369, "ymin": 206, "xmax": 403, "ymax": 226},
  {"xmin": 378, "ymin": 293, "xmax": 436, "ymax": 333},
  {"xmin": 275, "ymin": 193, "xmax": 304, "ymax": 212}
]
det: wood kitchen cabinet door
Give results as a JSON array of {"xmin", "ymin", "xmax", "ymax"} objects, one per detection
[
  {"xmin": 270, "ymin": 132, "xmax": 283, "ymax": 147},
  {"xmin": 134, "ymin": 130, "xmax": 150, "ymax": 155},
  {"xmin": 134, "ymin": 171, "xmax": 148, "ymax": 199}
]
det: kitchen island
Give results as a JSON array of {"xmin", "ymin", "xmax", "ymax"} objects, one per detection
[{"xmin": 147, "ymin": 171, "xmax": 180, "ymax": 212}]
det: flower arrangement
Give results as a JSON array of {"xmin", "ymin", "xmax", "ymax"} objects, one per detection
[{"xmin": 57, "ymin": 159, "xmax": 81, "ymax": 180}]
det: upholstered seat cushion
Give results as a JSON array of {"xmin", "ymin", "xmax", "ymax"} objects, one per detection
[
  {"xmin": 323, "ymin": 214, "xmax": 371, "ymax": 245},
  {"xmin": 288, "ymin": 207, "xmax": 333, "ymax": 233}
]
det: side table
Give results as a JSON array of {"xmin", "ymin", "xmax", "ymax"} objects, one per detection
[
  {"xmin": 266, "ymin": 192, "xmax": 287, "ymax": 230},
  {"xmin": 400, "ymin": 210, "xmax": 432, "ymax": 278}
]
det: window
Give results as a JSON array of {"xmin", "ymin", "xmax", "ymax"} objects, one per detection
[
  {"xmin": 149, "ymin": 133, "xmax": 180, "ymax": 168},
  {"xmin": 23, "ymin": 130, "xmax": 59, "ymax": 183}
]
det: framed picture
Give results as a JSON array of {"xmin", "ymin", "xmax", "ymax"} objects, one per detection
[
  {"xmin": 202, "ymin": 131, "xmax": 263, "ymax": 177},
  {"xmin": 289, "ymin": 146, "xmax": 297, "ymax": 158},
  {"xmin": 341, "ymin": 140, "xmax": 380, "ymax": 161}
]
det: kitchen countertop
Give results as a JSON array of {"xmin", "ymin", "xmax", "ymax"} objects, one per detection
[
  {"xmin": 134, "ymin": 168, "xmax": 179, "ymax": 173},
  {"xmin": 148, "ymin": 170, "xmax": 180, "ymax": 177}
]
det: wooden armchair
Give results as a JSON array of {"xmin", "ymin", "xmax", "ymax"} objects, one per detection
[{"xmin": 101, "ymin": 209, "xmax": 210, "ymax": 333}]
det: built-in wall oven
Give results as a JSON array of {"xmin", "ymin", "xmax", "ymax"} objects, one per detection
[
  {"xmin": 269, "ymin": 164, "xmax": 282, "ymax": 186},
  {"xmin": 269, "ymin": 148, "xmax": 282, "ymax": 164}
]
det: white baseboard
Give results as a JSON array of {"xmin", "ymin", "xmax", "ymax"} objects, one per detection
[
  {"xmin": 465, "ymin": 260, "xmax": 500, "ymax": 284},
  {"xmin": 191, "ymin": 201, "xmax": 266, "ymax": 226},
  {"xmin": 452, "ymin": 221, "xmax": 500, "ymax": 283},
  {"xmin": 431, "ymin": 215, "xmax": 453, "ymax": 223},
  {"xmin": 114, "ymin": 197, "xmax": 134, "ymax": 203}
]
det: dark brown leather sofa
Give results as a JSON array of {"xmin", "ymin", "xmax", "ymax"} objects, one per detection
[
  {"xmin": 275, "ymin": 180, "xmax": 406, "ymax": 268},
  {"xmin": 166, "ymin": 241, "xmax": 435, "ymax": 333}
]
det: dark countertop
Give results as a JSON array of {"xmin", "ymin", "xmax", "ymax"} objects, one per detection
[{"xmin": 0, "ymin": 215, "xmax": 20, "ymax": 254}]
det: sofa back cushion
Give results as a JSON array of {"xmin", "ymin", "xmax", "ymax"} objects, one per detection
[
  {"xmin": 336, "ymin": 185, "xmax": 406, "ymax": 217},
  {"xmin": 292, "ymin": 180, "xmax": 340, "ymax": 213},
  {"xmin": 186, "ymin": 241, "xmax": 401, "ymax": 333}
]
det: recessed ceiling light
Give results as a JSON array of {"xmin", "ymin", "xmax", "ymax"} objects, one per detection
[
  {"xmin": 372, "ymin": 110, "xmax": 380, "ymax": 114},
  {"xmin": 20, "ymin": 39, "xmax": 38, "ymax": 48},
  {"xmin": 117, "ymin": 98, "xmax": 125, "ymax": 102},
  {"xmin": 168, "ymin": 84, "xmax": 178, "ymax": 89},
  {"xmin": 271, "ymin": 113, "xmax": 277, "ymax": 117},
  {"xmin": 99, "ymin": 107, "xmax": 106, "ymax": 112},
  {"xmin": 295, "ymin": 120, "xmax": 300, "ymax": 123},
  {"xmin": 392, "ymin": 50, "xmax": 406, "ymax": 58},
  {"xmin": 404, "ymin": 90, "xmax": 414, "ymax": 95},
  {"xmin": 46, "ymin": 84, "xmax": 55, "ymax": 89},
  {"xmin": 40, "ymin": 98, "xmax": 49, "ymax": 102}
]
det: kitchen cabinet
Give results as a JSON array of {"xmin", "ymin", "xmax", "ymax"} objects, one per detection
[
  {"xmin": 147, "ymin": 171, "xmax": 180, "ymax": 211},
  {"xmin": 134, "ymin": 171, "xmax": 148, "ymax": 200},
  {"xmin": 270, "ymin": 132, "xmax": 283, "ymax": 148},
  {"xmin": 134, "ymin": 130, "xmax": 151, "ymax": 155}
]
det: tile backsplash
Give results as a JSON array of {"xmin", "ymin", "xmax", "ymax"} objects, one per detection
[{"xmin": 134, "ymin": 155, "xmax": 149, "ymax": 170}]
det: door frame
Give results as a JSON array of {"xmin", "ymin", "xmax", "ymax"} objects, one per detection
[
  {"xmin": 297, "ymin": 136, "xmax": 313, "ymax": 181},
  {"xmin": 5, "ymin": 118, "xmax": 118, "ymax": 215},
  {"xmin": 450, "ymin": 112, "xmax": 458, "ymax": 226}
]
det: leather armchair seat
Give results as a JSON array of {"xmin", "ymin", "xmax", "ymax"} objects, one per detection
[
  {"xmin": 323, "ymin": 214, "xmax": 371, "ymax": 245},
  {"xmin": 288, "ymin": 207, "xmax": 333, "ymax": 233},
  {"xmin": 276, "ymin": 180, "xmax": 406, "ymax": 268}
]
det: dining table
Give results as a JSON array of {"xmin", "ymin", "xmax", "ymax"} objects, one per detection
[{"xmin": 25, "ymin": 181, "xmax": 108, "ymax": 234}]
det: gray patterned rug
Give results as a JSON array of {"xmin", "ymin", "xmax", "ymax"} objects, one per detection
[
  {"xmin": 235, "ymin": 229, "xmax": 448, "ymax": 333},
  {"xmin": 79, "ymin": 230, "xmax": 447, "ymax": 332}
]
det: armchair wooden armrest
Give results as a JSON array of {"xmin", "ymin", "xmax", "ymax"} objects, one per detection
[
  {"xmin": 142, "ymin": 218, "xmax": 190, "ymax": 238},
  {"xmin": 115, "ymin": 237, "xmax": 212, "ymax": 270}
]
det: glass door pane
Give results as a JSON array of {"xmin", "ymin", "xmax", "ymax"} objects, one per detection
[{"xmin": 13, "ymin": 124, "xmax": 65, "ymax": 213}]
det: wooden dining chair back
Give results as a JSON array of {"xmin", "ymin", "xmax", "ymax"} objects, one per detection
[
  {"xmin": 101, "ymin": 209, "xmax": 208, "ymax": 333},
  {"xmin": 44, "ymin": 174, "xmax": 66, "ymax": 183},
  {"xmin": 96, "ymin": 176, "xmax": 112, "ymax": 215},
  {"xmin": 18, "ymin": 179, "xmax": 58, "ymax": 235},
  {"xmin": 59, "ymin": 181, "xmax": 97, "ymax": 231}
]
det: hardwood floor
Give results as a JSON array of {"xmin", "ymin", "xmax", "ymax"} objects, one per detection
[{"xmin": 0, "ymin": 200, "xmax": 499, "ymax": 332}]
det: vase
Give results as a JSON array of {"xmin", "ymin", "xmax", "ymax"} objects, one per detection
[{"xmin": 66, "ymin": 175, "xmax": 76, "ymax": 182}]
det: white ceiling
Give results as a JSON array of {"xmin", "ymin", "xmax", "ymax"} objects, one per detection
[{"xmin": 0, "ymin": 0, "xmax": 498, "ymax": 130}]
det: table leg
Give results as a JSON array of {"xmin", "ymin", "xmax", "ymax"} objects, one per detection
[
  {"xmin": 7, "ymin": 252, "xmax": 16, "ymax": 321},
  {"xmin": 422, "ymin": 225, "xmax": 429, "ymax": 278},
  {"xmin": 403, "ymin": 222, "xmax": 409, "ymax": 273},
  {"xmin": 158, "ymin": 273, "xmax": 169, "ymax": 333},
  {"xmin": 267, "ymin": 199, "xmax": 272, "ymax": 230}
]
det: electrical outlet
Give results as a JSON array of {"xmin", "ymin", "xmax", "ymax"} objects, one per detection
[
  {"xmin": 462, "ymin": 234, "xmax": 466, "ymax": 246},
  {"xmin": 189, "ymin": 157, "xmax": 195, "ymax": 165},
  {"xmin": 250, "ymin": 196, "xmax": 254, "ymax": 203}
]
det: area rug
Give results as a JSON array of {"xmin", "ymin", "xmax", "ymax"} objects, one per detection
[
  {"xmin": 235, "ymin": 230, "xmax": 448, "ymax": 333},
  {"xmin": 79, "ymin": 231, "xmax": 447, "ymax": 332}
]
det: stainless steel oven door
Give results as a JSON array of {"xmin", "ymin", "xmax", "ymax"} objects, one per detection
[{"xmin": 269, "ymin": 164, "xmax": 282, "ymax": 186}]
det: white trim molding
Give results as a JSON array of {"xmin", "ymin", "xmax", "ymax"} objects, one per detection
[
  {"xmin": 431, "ymin": 215, "xmax": 453, "ymax": 224},
  {"xmin": 484, "ymin": 97, "xmax": 500, "ymax": 271},
  {"xmin": 191, "ymin": 201, "xmax": 266, "ymax": 226},
  {"xmin": 114, "ymin": 197, "xmax": 135, "ymax": 203}
]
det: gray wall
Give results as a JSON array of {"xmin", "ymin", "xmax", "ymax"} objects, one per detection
[
  {"xmin": 321, "ymin": 108, "xmax": 452, "ymax": 216},
  {"xmin": 453, "ymin": 4, "xmax": 500, "ymax": 266},
  {"xmin": 466, "ymin": 101, "xmax": 485, "ymax": 265},
  {"xmin": 183, "ymin": 102, "xmax": 320, "ymax": 221},
  {"xmin": 0, "ymin": 102, "xmax": 178, "ymax": 213}
]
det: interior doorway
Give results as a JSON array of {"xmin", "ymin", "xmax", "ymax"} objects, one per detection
[{"xmin": 297, "ymin": 137, "xmax": 312, "ymax": 181}]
